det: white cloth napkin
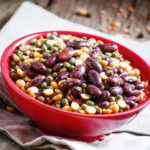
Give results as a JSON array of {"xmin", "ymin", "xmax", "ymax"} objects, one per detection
[{"xmin": 0, "ymin": 2, "xmax": 150, "ymax": 150}]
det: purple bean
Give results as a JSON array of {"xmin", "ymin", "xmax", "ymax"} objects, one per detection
[
  {"xmin": 58, "ymin": 48, "xmax": 74, "ymax": 61},
  {"xmin": 103, "ymin": 66, "xmax": 116, "ymax": 72},
  {"xmin": 31, "ymin": 61, "xmax": 46, "ymax": 72},
  {"xmin": 71, "ymin": 65, "xmax": 85, "ymax": 79},
  {"xmin": 36, "ymin": 92, "xmax": 50, "ymax": 103},
  {"xmin": 53, "ymin": 62, "xmax": 64, "ymax": 72},
  {"xmin": 110, "ymin": 86, "xmax": 123, "ymax": 96},
  {"xmin": 122, "ymin": 75, "xmax": 138, "ymax": 84},
  {"xmin": 71, "ymin": 87, "xmax": 82, "ymax": 98},
  {"xmin": 46, "ymin": 52, "xmax": 58, "ymax": 67},
  {"xmin": 55, "ymin": 72, "xmax": 70, "ymax": 82},
  {"xmin": 86, "ymin": 57, "xmax": 102, "ymax": 73},
  {"xmin": 87, "ymin": 85, "xmax": 102, "ymax": 96},
  {"xmin": 59, "ymin": 79, "xmax": 81, "ymax": 91},
  {"xmin": 98, "ymin": 43, "xmax": 118, "ymax": 53},
  {"xmin": 115, "ymin": 67, "xmax": 124, "ymax": 74},
  {"xmin": 108, "ymin": 76, "xmax": 124, "ymax": 86},
  {"xmin": 25, "ymin": 68, "xmax": 38, "ymax": 78},
  {"xmin": 97, "ymin": 101, "xmax": 109, "ymax": 109},
  {"xmin": 129, "ymin": 90, "xmax": 139, "ymax": 96},
  {"xmin": 102, "ymin": 57, "xmax": 112, "ymax": 64},
  {"xmin": 28, "ymin": 75, "xmax": 45, "ymax": 87},
  {"xmin": 19, "ymin": 63, "xmax": 30, "ymax": 71},
  {"xmin": 88, "ymin": 70, "xmax": 102, "ymax": 87},
  {"xmin": 122, "ymin": 82, "xmax": 132, "ymax": 96},
  {"xmin": 135, "ymin": 82, "xmax": 145, "ymax": 90},
  {"xmin": 125, "ymin": 96, "xmax": 137, "ymax": 108},
  {"xmin": 73, "ymin": 41, "xmax": 90, "ymax": 49},
  {"xmin": 101, "ymin": 90, "xmax": 111, "ymax": 100},
  {"xmin": 90, "ymin": 47, "xmax": 101, "ymax": 58}
]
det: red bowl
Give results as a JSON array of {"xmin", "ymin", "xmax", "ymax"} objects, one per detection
[{"xmin": 1, "ymin": 31, "xmax": 150, "ymax": 142}]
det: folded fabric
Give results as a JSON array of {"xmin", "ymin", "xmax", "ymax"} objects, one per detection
[{"xmin": 0, "ymin": 1, "xmax": 150, "ymax": 150}]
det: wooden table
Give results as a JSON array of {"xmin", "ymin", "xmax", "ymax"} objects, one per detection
[{"xmin": 0, "ymin": 0, "xmax": 149, "ymax": 149}]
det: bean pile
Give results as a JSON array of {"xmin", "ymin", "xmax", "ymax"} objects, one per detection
[{"xmin": 10, "ymin": 32, "xmax": 147, "ymax": 114}]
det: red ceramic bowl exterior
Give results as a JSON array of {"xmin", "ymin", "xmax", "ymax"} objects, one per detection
[{"xmin": 1, "ymin": 31, "xmax": 150, "ymax": 141}]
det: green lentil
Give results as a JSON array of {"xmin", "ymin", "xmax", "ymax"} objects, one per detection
[
  {"xmin": 105, "ymin": 52, "xmax": 112, "ymax": 57},
  {"xmin": 82, "ymin": 89, "xmax": 87, "ymax": 93},
  {"xmin": 82, "ymin": 36, "xmax": 87, "ymax": 40},
  {"xmin": 46, "ymin": 76, "xmax": 53, "ymax": 83},
  {"xmin": 40, "ymin": 58, "xmax": 46, "ymax": 63},
  {"xmin": 29, "ymin": 52, "xmax": 34, "ymax": 58},
  {"xmin": 109, "ymin": 96, "xmax": 116, "ymax": 102},
  {"xmin": 50, "ymin": 34, "xmax": 56, "ymax": 39},
  {"xmin": 106, "ymin": 70, "xmax": 113, "ymax": 76},
  {"xmin": 112, "ymin": 52, "xmax": 119, "ymax": 58},
  {"xmin": 35, "ymin": 41, "xmax": 42, "ymax": 48},
  {"xmin": 116, "ymin": 95, "xmax": 123, "ymax": 100},
  {"xmin": 86, "ymin": 100, "xmax": 94, "ymax": 106},
  {"xmin": 41, "ymin": 45, "xmax": 48, "ymax": 52},
  {"xmin": 29, "ymin": 39, "xmax": 37, "ymax": 45},
  {"xmin": 43, "ymin": 52, "xmax": 50, "ymax": 58},
  {"xmin": 52, "ymin": 72, "xmax": 57, "ymax": 78},
  {"xmin": 69, "ymin": 58, "xmax": 75, "ymax": 65},
  {"xmin": 62, "ymin": 98, "xmax": 69, "ymax": 106},
  {"xmin": 51, "ymin": 32, "xmax": 58, "ymax": 36},
  {"xmin": 46, "ymin": 68, "xmax": 52, "ymax": 74},
  {"xmin": 70, "ymin": 65, "xmax": 75, "ymax": 70},
  {"xmin": 47, "ymin": 86, "xmax": 53, "ymax": 89},
  {"xmin": 95, "ymin": 106, "xmax": 102, "ymax": 114},
  {"xmin": 20, "ymin": 55, "xmax": 26, "ymax": 61},
  {"xmin": 55, "ymin": 104, "xmax": 60, "ymax": 108},
  {"xmin": 55, "ymin": 101, "xmax": 62, "ymax": 105},
  {"xmin": 81, "ymin": 104, "xmax": 87, "ymax": 109},
  {"xmin": 52, "ymin": 47, "xmax": 59, "ymax": 52},
  {"xmin": 81, "ymin": 83, "xmax": 87, "ymax": 89},
  {"xmin": 96, "ymin": 40, "xmax": 103, "ymax": 44},
  {"xmin": 38, "ymin": 96, "xmax": 45, "ymax": 102},
  {"xmin": 41, "ymin": 82, "xmax": 47, "ymax": 88},
  {"xmin": 64, "ymin": 62, "xmax": 71, "ymax": 68},
  {"xmin": 11, "ymin": 61, "xmax": 16, "ymax": 66}
]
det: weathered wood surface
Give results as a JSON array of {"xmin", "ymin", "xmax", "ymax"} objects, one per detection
[{"xmin": 0, "ymin": 0, "xmax": 149, "ymax": 149}]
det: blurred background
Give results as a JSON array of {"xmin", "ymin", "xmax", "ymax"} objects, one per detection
[{"xmin": 0, "ymin": 0, "xmax": 150, "ymax": 41}]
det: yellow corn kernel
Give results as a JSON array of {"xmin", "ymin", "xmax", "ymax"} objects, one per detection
[
  {"xmin": 109, "ymin": 62, "xmax": 119, "ymax": 67},
  {"xmin": 81, "ymin": 47, "xmax": 90, "ymax": 53},
  {"xmin": 43, "ymin": 89, "xmax": 54, "ymax": 96},
  {"xmin": 23, "ymin": 76, "xmax": 31, "ymax": 82},
  {"xmin": 55, "ymin": 89, "xmax": 63, "ymax": 94},
  {"xmin": 39, "ymin": 37, "xmax": 46, "ymax": 43},
  {"xmin": 52, "ymin": 94, "xmax": 63, "ymax": 101},
  {"xmin": 75, "ymin": 58, "xmax": 84, "ymax": 66},
  {"xmin": 16, "ymin": 79, "xmax": 25, "ymax": 88},
  {"xmin": 63, "ymin": 106, "xmax": 72, "ymax": 111},
  {"xmin": 6, "ymin": 106, "xmax": 15, "ymax": 112},
  {"xmin": 73, "ymin": 50, "xmax": 83, "ymax": 56},
  {"xmin": 59, "ymin": 68, "xmax": 67, "ymax": 72},
  {"xmin": 71, "ymin": 102, "xmax": 80, "ymax": 111},
  {"xmin": 60, "ymin": 34, "xmax": 70, "ymax": 41},
  {"xmin": 28, "ymin": 86, "xmax": 39, "ymax": 93},
  {"xmin": 25, "ymin": 58, "xmax": 34, "ymax": 63},
  {"xmin": 34, "ymin": 52, "xmax": 43, "ymax": 58},
  {"xmin": 13, "ymin": 54, "xmax": 20, "ymax": 62},
  {"xmin": 77, "ymin": 108, "xmax": 85, "ymax": 114},
  {"xmin": 86, "ymin": 106, "xmax": 96, "ymax": 114},
  {"xmin": 29, "ymin": 91, "xmax": 36, "ymax": 98},
  {"xmin": 109, "ymin": 102, "xmax": 116, "ymax": 106},
  {"xmin": 102, "ymin": 109, "xmax": 112, "ymax": 114},
  {"xmin": 51, "ymin": 81, "xmax": 58, "ymax": 89},
  {"xmin": 100, "ymin": 72, "xmax": 108, "ymax": 80},
  {"xmin": 99, "ymin": 60, "xmax": 108, "ymax": 66},
  {"xmin": 66, "ymin": 95, "xmax": 72, "ymax": 102},
  {"xmin": 133, "ymin": 68, "xmax": 140, "ymax": 76},
  {"xmin": 117, "ymin": 99, "xmax": 126, "ymax": 108},
  {"xmin": 58, "ymin": 80, "xmax": 66, "ymax": 86},
  {"xmin": 128, "ymin": 70, "xmax": 135, "ymax": 75},
  {"xmin": 80, "ymin": 52, "xmax": 89, "ymax": 61},
  {"xmin": 17, "ymin": 68, "xmax": 25, "ymax": 77},
  {"xmin": 109, "ymin": 104, "xmax": 119, "ymax": 113},
  {"xmin": 137, "ymin": 91, "xmax": 145, "ymax": 102},
  {"xmin": 81, "ymin": 93, "xmax": 91, "ymax": 100}
]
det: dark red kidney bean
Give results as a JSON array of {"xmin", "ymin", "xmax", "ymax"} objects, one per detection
[
  {"xmin": 19, "ymin": 63, "xmax": 30, "ymax": 71},
  {"xmin": 87, "ymin": 85, "xmax": 102, "ymax": 96},
  {"xmin": 31, "ymin": 61, "xmax": 46, "ymax": 73},
  {"xmin": 59, "ymin": 79, "xmax": 81, "ymax": 91},
  {"xmin": 103, "ymin": 66, "xmax": 116, "ymax": 72},
  {"xmin": 101, "ymin": 90, "xmax": 111, "ymax": 100},
  {"xmin": 125, "ymin": 96, "xmax": 137, "ymax": 108},
  {"xmin": 72, "ymin": 41, "xmax": 90, "ymax": 49},
  {"xmin": 98, "ymin": 43, "xmax": 118, "ymax": 53},
  {"xmin": 122, "ymin": 75, "xmax": 138, "ymax": 84},
  {"xmin": 86, "ymin": 57, "xmax": 102, "ymax": 73},
  {"xmin": 46, "ymin": 52, "xmax": 58, "ymax": 67},
  {"xmin": 90, "ymin": 47, "xmax": 101, "ymax": 58},
  {"xmin": 122, "ymin": 82, "xmax": 132, "ymax": 96},
  {"xmin": 28, "ymin": 75, "xmax": 45, "ymax": 87},
  {"xmin": 110, "ymin": 86, "xmax": 123, "ymax": 96},
  {"xmin": 119, "ymin": 71, "xmax": 128, "ymax": 77},
  {"xmin": 58, "ymin": 48, "xmax": 74, "ymax": 61},
  {"xmin": 53, "ymin": 62, "xmax": 64, "ymax": 72},
  {"xmin": 55, "ymin": 72, "xmax": 70, "ymax": 82},
  {"xmin": 115, "ymin": 67, "xmax": 124, "ymax": 74},
  {"xmin": 25, "ymin": 68, "xmax": 38, "ymax": 78},
  {"xmin": 125, "ymin": 96, "xmax": 137, "ymax": 102},
  {"xmin": 97, "ymin": 101, "xmax": 109, "ymax": 109},
  {"xmin": 129, "ymin": 90, "xmax": 139, "ymax": 96},
  {"xmin": 71, "ymin": 87, "xmax": 82, "ymax": 98},
  {"xmin": 36, "ymin": 92, "xmax": 50, "ymax": 103},
  {"xmin": 65, "ymin": 40, "xmax": 74, "ymax": 47},
  {"xmin": 71, "ymin": 65, "xmax": 85, "ymax": 79},
  {"xmin": 102, "ymin": 57, "xmax": 112, "ymax": 64},
  {"xmin": 135, "ymin": 82, "xmax": 144, "ymax": 90},
  {"xmin": 88, "ymin": 70, "xmax": 102, "ymax": 87},
  {"xmin": 108, "ymin": 76, "xmax": 124, "ymax": 86}
]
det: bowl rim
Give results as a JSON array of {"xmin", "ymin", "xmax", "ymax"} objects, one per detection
[{"xmin": 1, "ymin": 30, "xmax": 150, "ymax": 118}]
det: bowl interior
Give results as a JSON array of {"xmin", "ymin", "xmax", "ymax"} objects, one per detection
[{"xmin": 1, "ymin": 31, "xmax": 150, "ymax": 118}]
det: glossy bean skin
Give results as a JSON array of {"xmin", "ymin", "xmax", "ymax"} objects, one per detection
[
  {"xmin": 46, "ymin": 52, "xmax": 58, "ymax": 67},
  {"xmin": 101, "ymin": 90, "xmax": 111, "ymax": 100},
  {"xmin": 86, "ymin": 57, "xmax": 102, "ymax": 73},
  {"xmin": 125, "ymin": 96, "xmax": 137, "ymax": 108},
  {"xmin": 122, "ymin": 75, "xmax": 138, "ymax": 84},
  {"xmin": 115, "ymin": 67, "xmax": 124, "ymax": 74},
  {"xmin": 71, "ymin": 87, "xmax": 82, "ymax": 98},
  {"xmin": 31, "ymin": 61, "xmax": 46, "ymax": 72},
  {"xmin": 129, "ymin": 90, "xmax": 139, "ymax": 96},
  {"xmin": 98, "ymin": 43, "xmax": 118, "ymax": 53},
  {"xmin": 103, "ymin": 66, "xmax": 117, "ymax": 73},
  {"xmin": 110, "ymin": 86, "xmax": 123, "ymax": 96},
  {"xmin": 90, "ymin": 47, "xmax": 101, "ymax": 58},
  {"xmin": 102, "ymin": 56, "xmax": 112, "ymax": 64},
  {"xmin": 53, "ymin": 62, "xmax": 64, "ymax": 72},
  {"xmin": 36, "ymin": 92, "xmax": 50, "ymax": 103},
  {"xmin": 25, "ymin": 68, "xmax": 38, "ymax": 78},
  {"xmin": 108, "ymin": 76, "xmax": 124, "ymax": 86},
  {"xmin": 59, "ymin": 79, "xmax": 81, "ymax": 91},
  {"xmin": 28, "ymin": 75, "xmax": 45, "ymax": 87},
  {"xmin": 19, "ymin": 63, "xmax": 30, "ymax": 71},
  {"xmin": 72, "ymin": 41, "xmax": 90, "ymax": 49},
  {"xmin": 87, "ymin": 85, "xmax": 102, "ymax": 96},
  {"xmin": 71, "ymin": 65, "xmax": 85, "ymax": 79},
  {"xmin": 58, "ymin": 48, "xmax": 74, "ymax": 61},
  {"xmin": 122, "ymin": 82, "xmax": 132, "ymax": 96},
  {"xmin": 55, "ymin": 72, "xmax": 70, "ymax": 82},
  {"xmin": 88, "ymin": 70, "xmax": 102, "ymax": 87},
  {"xmin": 97, "ymin": 101, "xmax": 109, "ymax": 109},
  {"xmin": 135, "ymin": 82, "xmax": 144, "ymax": 90}
]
